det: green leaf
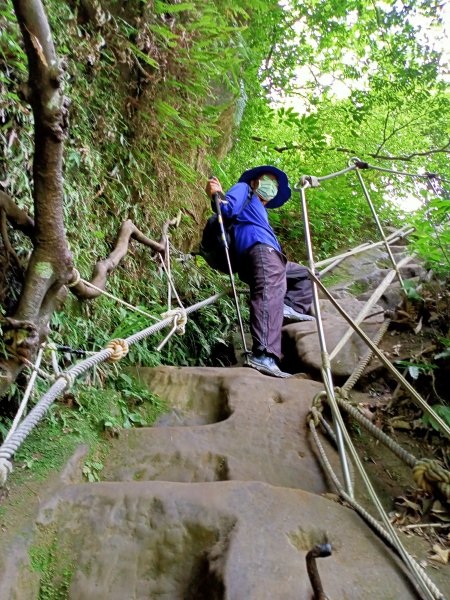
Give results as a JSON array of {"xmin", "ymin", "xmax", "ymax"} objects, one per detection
[
  {"xmin": 128, "ymin": 43, "xmax": 160, "ymax": 69},
  {"xmin": 155, "ymin": 2, "xmax": 195, "ymax": 14},
  {"xmin": 422, "ymin": 405, "xmax": 450, "ymax": 432}
]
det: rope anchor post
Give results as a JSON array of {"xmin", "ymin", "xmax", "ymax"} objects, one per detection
[{"xmin": 306, "ymin": 543, "xmax": 332, "ymax": 600}]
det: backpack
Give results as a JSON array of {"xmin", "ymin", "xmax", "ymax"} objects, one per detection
[{"xmin": 199, "ymin": 187, "xmax": 252, "ymax": 274}]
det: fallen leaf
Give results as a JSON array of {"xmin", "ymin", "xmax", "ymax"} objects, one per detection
[
  {"xmin": 390, "ymin": 418, "xmax": 411, "ymax": 430},
  {"xmin": 414, "ymin": 317, "xmax": 423, "ymax": 334},
  {"xmin": 431, "ymin": 500, "xmax": 450, "ymax": 522},
  {"xmin": 429, "ymin": 544, "xmax": 449, "ymax": 565}
]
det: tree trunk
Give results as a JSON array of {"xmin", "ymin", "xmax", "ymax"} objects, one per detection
[{"xmin": 1, "ymin": 0, "xmax": 72, "ymax": 395}]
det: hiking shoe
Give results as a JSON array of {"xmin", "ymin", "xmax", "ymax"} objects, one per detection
[
  {"xmin": 246, "ymin": 353, "xmax": 291, "ymax": 378},
  {"xmin": 283, "ymin": 305, "xmax": 316, "ymax": 322}
]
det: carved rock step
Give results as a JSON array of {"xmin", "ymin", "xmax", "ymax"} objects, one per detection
[
  {"xmin": 101, "ymin": 367, "xmax": 336, "ymax": 495},
  {"xmin": 3, "ymin": 481, "xmax": 420, "ymax": 600}
]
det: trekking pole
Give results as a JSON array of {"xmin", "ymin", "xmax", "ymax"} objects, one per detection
[{"xmin": 212, "ymin": 189, "xmax": 249, "ymax": 357}]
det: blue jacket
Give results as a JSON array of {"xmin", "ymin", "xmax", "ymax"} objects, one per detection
[{"xmin": 216, "ymin": 182, "xmax": 281, "ymax": 256}]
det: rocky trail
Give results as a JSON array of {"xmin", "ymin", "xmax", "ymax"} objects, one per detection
[{"xmin": 1, "ymin": 241, "xmax": 449, "ymax": 599}]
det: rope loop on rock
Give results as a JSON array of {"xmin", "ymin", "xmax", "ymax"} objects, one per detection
[
  {"xmin": 413, "ymin": 459, "xmax": 450, "ymax": 500},
  {"xmin": 106, "ymin": 339, "xmax": 129, "ymax": 362},
  {"xmin": 308, "ymin": 392, "xmax": 327, "ymax": 426},
  {"xmin": 161, "ymin": 307, "xmax": 187, "ymax": 335},
  {"xmin": 67, "ymin": 268, "xmax": 81, "ymax": 287}
]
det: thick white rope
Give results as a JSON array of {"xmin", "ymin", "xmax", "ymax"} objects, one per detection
[
  {"xmin": 50, "ymin": 348, "xmax": 60, "ymax": 376},
  {"xmin": 165, "ymin": 238, "xmax": 172, "ymax": 311},
  {"xmin": 318, "ymin": 374, "xmax": 442, "ymax": 600},
  {"xmin": 311, "ymin": 271, "xmax": 450, "ymax": 439},
  {"xmin": 354, "ymin": 168, "xmax": 405, "ymax": 288},
  {"xmin": 0, "ymin": 459, "xmax": 13, "ymax": 486},
  {"xmin": 295, "ymin": 171, "xmax": 447, "ymax": 598},
  {"xmin": 309, "ymin": 416, "xmax": 445, "ymax": 600},
  {"xmin": 316, "ymin": 225, "xmax": 414, "ymax": 268},
  {"xmin": 158, "ymin": 252, "xmax": 184, "ymax": 311},
  {"xmin": 365, "ymin": 162, "xmax": 448, "ymax": 182},
  {"xmin": 75, "ymin": 273, "xmax": 159, "ymax": 322}
]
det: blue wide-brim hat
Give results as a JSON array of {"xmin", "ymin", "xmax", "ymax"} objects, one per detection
[{"xmin": 238, "ymin": 165, "xmax": 291, "ymax": 208}]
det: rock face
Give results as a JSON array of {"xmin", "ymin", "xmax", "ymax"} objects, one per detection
[
  {"xmin": 29, "ymin": 481, "xmax": 416, "ymax": 600},
  {"xmin": 281, "ymin": 244, "xmax": 429, "ymax": 379},
  {"xmin": 282, "ymin": 298, "xmax": 385, "ymax": 378},
  {"xmin": 102, "ymin": 368, "xmax": 332, "ymax": 493},
  {"xmin": 0, "ymin": 367, "xmax": 432, "ymax": 599}
]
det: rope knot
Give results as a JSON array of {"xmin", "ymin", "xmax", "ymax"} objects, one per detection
[
  {"xmin": 308, "ymin": 406, "xmax": 322, "ymax": 427},
  {"xmin": 161, "ymin": 308, "xmax": 187, "ymax": 335},
  {"xmin": 0, "ymin": 458, "xmax": 13, "ymax": 486},
  {"xmin": 334, "ymin": 386, "xmax": 349, "ymax": 400},
  {"xmin": 106, "ymin": 339, "xmax": 129, "ymax": 362},
  {"xmin": 413, "ymin": 458, "xmax": 450, "ymax": 499},
  {"xmin": 58, "ymin": 372, "xmax": 75, "ymax": 389}
]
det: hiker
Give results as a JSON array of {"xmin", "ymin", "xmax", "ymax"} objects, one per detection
[{"xmin": 205, "ymin": 165, "xmax": 315, "ymax": 378}]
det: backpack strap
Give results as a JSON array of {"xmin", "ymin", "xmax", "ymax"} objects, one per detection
[{"xmin": 232, "ymin": 185, "xmax": 253, "ymax": 222}]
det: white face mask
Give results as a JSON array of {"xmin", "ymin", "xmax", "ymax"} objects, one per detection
[{"xmin": 257, "ymin": 175, "xmax": 278, "ymax": 201}]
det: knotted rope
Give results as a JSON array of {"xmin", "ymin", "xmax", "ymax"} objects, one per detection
[
  {"xmin": 308, "ymin": 417, "xmax": 446, "ymax": 600},
  {"xmin": 67, "ymin": 268, "xmax": 81, "ymax": 287},
  {"xmin": 106, "ymin": 339, "xmax": 129, "ymax": 362},
  {"xmin": 156, "ymin": 308, "xmax": 188, "ymax": 351},
  {"xmin": 413, "ymin": 459, "xmax": 450, "ymax": 499},
  {"xmin": 315, "ymin": 390, "xmax": 450, "ymax": 502},
  {"xmin": 160, "ymin": 307, "xmax": 187, "ymax": 335}
]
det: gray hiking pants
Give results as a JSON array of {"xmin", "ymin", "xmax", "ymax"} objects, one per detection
[{"xmin": 238, "ymin": 243, "xmax": 313, "ymax": 359}]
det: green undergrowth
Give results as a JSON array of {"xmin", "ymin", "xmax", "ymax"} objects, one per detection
[
  {"xmin": 0, "ymin": 0, "xmax": 260, "ymax": 388},
  {"xmin": 347, "ymin": 280, "xmax": 370, "ymax": 296},
  {"xmin": 29, "ymin": 523, "xmax": 75, "ymax": 600},
  {"xmin": 320, "ymin": 272, "xmax": 348, "ymax": 289},
  {"xmin": 49, "ymin": 254, "xmax": 247, "ymax": 368},
  {"xmin": 9, "ymin": 372, "xmax": 167, "ymax": 480}
]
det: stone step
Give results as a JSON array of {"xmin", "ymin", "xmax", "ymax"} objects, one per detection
[
  {"xmin": 1, "ymin": 480, "xmax": 420, "ymax": 600},
  {"xmin": 102, "ymin": 367, "xmax": 334, "ymax": 494}
]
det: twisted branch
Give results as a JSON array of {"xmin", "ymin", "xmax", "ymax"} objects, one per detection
[{"xmin": 69, "ymin": 216, "xmax": 179, "ymax": 299}]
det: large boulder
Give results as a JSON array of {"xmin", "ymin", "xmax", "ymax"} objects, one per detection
[{"xmin": 282, "ymin": 298, "xmax": 385, "ymax": 378}]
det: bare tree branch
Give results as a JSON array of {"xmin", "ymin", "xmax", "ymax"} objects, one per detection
[
  {"xmin": 251, "ymin": 136, "xmax": 305, "ymax": 154},
  {"xmin": 0, "ymin": 208, "xmax": 21, "ymax": 266},
  {"xmin": 1, "ymin": 0, "xmax": 73, "ymax": 394},
  {"xmin": 11, "ymin": 0, "xmax": 73, "ymax": 324},
  {"xmin": 69, "ymin": 217, "xmax": 179, "ymax": 299},
  {"xmin": 337, "ymin": 139, "xmax": 450, "ymax": 161},
  {"xmin": 0, "ymin": 190, "xmax": 35, "ymax": 238}
]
